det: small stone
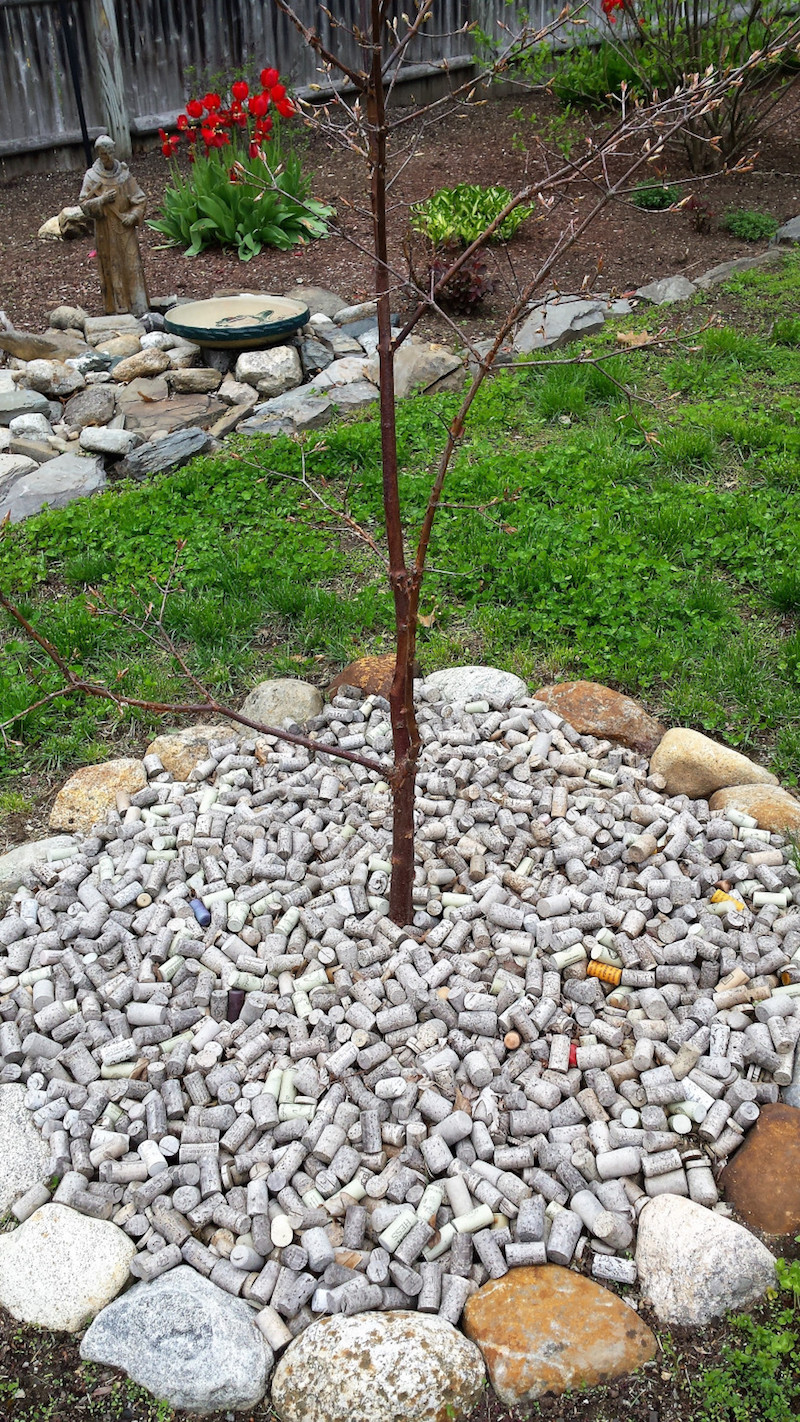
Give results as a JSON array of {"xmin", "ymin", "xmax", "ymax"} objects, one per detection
[
  {"xmin": 720, "ymin": 1105, "xmax": 800, "ymax": 1234},
  {"xmin": 0, "ymin": 1203, "xmax": 135, "ymax": 1332},
  {"xmin": 166, "ymin": 339, "xmax": 203, "ymax": 370},
  {"xmin": 96, "ymin": 335, "xmax": 142, "ymax": 360},
  {"xmin": 287, "ymin": 285, "xmax": 348, "ymax": 319},
  {"xmin": 168, "ymin": 368, "xmax": 223, "ymax": 394},
  {"xmin": 0, "ymin": 389, "xmax": 51, "ymax": 426},
  {"xmin": 309, "ymin": 355, "xmax": 372, "ymax": 389},
  {"xmin": 209, "ymin": 405, "xmax": 251, "ymax": 438},
  {"xmin": 112, "ymin": 349, "xmax": 171, "ymax": 383},
  {"xmin": 534, "ymin": 681, "xmax": 665, "ymax": 755},
  {"xmin": 58, "ymin": 206, "xmax": 91, "ymax": 239},
  {"xmin": 234, "ymin": 346, "xmax": 303, "ymax": 397},
  {"xmin": 79, "ymin": 426, "xmax": 136, "ymax": 457},
  {"xmin": 330, "ymin": 654, "xmax": 399, "ymax": 700},
  {"xmin": 463, "ymin": 1265, "xmax": 656, "ymax": 1404},
  {"xmin": 635, "ymin": 276, "xmax": 697, "ymax": 305},
  {"xmin": 514, "ymin": 299, "xmax": 606, "ymax": 354},
  {"xmin": 423, "ymin": 665, "xmax": 527, "ymax": 705},
  {"xmin": 218, "ymin": 377, "xmax": 259, "ymax": 407},
  {"xmin": 49, "ymin": 305, "xmax": 89, "ymax": 332},
  {"xmin": 145, "ymin": 725, "xmax": 225, "ymax": 780},
  {"xmin": 635, "ymin": 1194, "xmax": 776, "ymax": 1325},
  {"xmin": 80, "ymin": 1265, "xmax": 271, "ymax": 1413},
  {"xmin": 8, "ymin": 438, "xmax": 56, "ymax": 465},
  {"xmin": 332, "ymin": 300, "xmax": 378, "ymax": 325},
  {"xmin": 329, "ymin": 332, "xmax": 365, "ymax": 358},
  {"xmin": 271, "ymin": 1312, "xmax": 484, "ymax": 1422},
  {"xmin": 23, "ymin": 360, "xmax": 86, "ymax": 399},
  {"xmin": 62, "ymin": 386, "xmax": 117, "ymax": 430},
  {"xmin": 236, "ymin": 679, "xmax": 323, "ymax": 730},
  {"xmin": 50, "ymin": 758, "xmax": 147, "ymax": 833},
  {"xmin": 708, "ymin": 783, "xmax": 800, "ymax": 833},
  {"xmin": 0, "ymin": 834, "xmax": 79, "ymax": 893},
  {"xmin": 116, "ymin": 427, "xmax": 211, "ymax": 480},
  {"xmin": 650, "ymin": 728, "xmax": 778, "ymax": 799},
  {"xmin": 38, "ymin": 215, "xmax": 62, "ymax": 241},
  {"xmin": 0, "ymin": 453, "xmax": 106, "ymax": 524},
  {"xmin": 8, "ymin": 413, "xmax": 53, "ymax": 440},
  {"xmin": 66, "ymin": 351, "xmax": 113, "ymax": 377},
  {"xmin": 300, "ymin": 337, "xmax": 335, "ymax": 377},
  {"xmin": 0, "ymin": 1085, "xmax": 51, "ymax": 1214}
]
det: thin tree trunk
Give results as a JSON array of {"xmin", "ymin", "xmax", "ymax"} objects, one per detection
[{"xmin": 366, "ymin": 0, "xmax": 421, "ymax": 927}]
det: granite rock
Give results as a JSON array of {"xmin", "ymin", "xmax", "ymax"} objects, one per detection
[
  {"xmin": 422, "ymin": 665, "xmax": 527, "ymax": 705},
  {"xmin": 650, "ymin": 728, "xmax": 779, "ymax": 799},
  {"xmin": 635, "ymin": 1194, "xmax": 776, "ymax": 1325},
  {"xmin": 535, "ymin": 680, "xmax": 665, "ymax": 755},
  {"xmin": 0, "ymin": 1085, "xmax": 51, "ymax": 1215},
  {"xmin": 0, "ymin": 1204, "xmax": 135, "ymax": 1332},
  {"xmin": 49, "ymin": 758, "xmax": 147, "ymax": 833},
  {"xmin": 235, "ymin": 346, "xmax": 303, "ymax": 397},
  {"xmin": 23, "ymin": 359, "xmax": 86, "ymax": 399},
  {"xmin": 708, "ymin": 783, "xmax": 800, "ymax": 834},
  {"xmin": 62, "ymin": 386, "xmax": 117, "ymax": 430},
  {"xmin": 145, "ymin": 724, "xmax": 225, "ymax": 780},
  {"xmin": 236, "ymin": 679, "xmax": 323, "ymax": 730},
  {"xmin": 0, "ymin": 834, "xmax": 79, "ymax": 894}
]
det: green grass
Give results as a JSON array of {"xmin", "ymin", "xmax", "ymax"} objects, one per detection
[{"xmin": 2, "ymin": 257, "xmax": 800, "ymax": 785}]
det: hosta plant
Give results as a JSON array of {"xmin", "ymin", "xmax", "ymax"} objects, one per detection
[
  {"xmin": 150, "ymin": 68, "xmax": 334, "ymax": 260},
  {"xmin": 411, "ymin": 183, "xmax": 535, "ymax": 247}
]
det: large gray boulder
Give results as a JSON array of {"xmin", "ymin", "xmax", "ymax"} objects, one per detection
[
  {"xmin": 272, "ymin": 1311, "xmax": 484, "ymax": 1422},
  {"xmin": 62, "ymin": 385, "xmax": 116, "ymax": 430},
  {"xmin": 422, "ymin": 664, "xmax": 527, "ymax": 706},
  {"xmin": 115, "ymin": 427, "xmax": 211, "ymax": 481},
  {"xmin": 0, "ymin": 1203, "xmax": 135, "ymax": 1331},
  {"xmin": 286, "ymin": 285, "xmax": 348, "ymax": 319},
  {"xmin": 0, "ymin": 452, "xmax": 105, "ymax": 523},
  {"xmin": 235, "ymin": 679, "xmax": 323, "ymax": 730},
  {"xmin": 514, "ymin": 298, "xmax": 605, "ymax": 353},
  {"xmin": 772, "ymin": 215, "xmax": 800, "ymax": 245},
  {"xmin": 80, "ymin": 1266, "xmax": 272, "ymax": 1413},
  {"xmin": 0, "ymin": 834, "xmax": 79, "ymax": 893},
  {"xmin": 635, "ymin": 275, "xmax": 697, "ymax": 305},
  {"xmin": 0, "ymin": 1085, "xmax": 51, "ymax": 1215},
  {"xmin": 635, "ymin": 1194, "xmax": 776, "ymax": 1325},
  {"xmin": 234, "ymin": 346, "xmax": 303, "ymax": 397}
]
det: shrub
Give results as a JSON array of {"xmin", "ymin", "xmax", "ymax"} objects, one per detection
[
  {"xmin": 429, "ymin": 248, "xmax": 496, "ymax": 315},
  {"xmin": 630, "ymin": 182, "xmax": 681, "ymax": 210},
  {"xmin": 149, "ymin": 69, "xmax": 334, "ymax": 259},
  {"xmin": 410, "ymin": 184, "xmax": 534, "ymax": 247},
  {"xmin": 724, "ymin": 209, "xmax": 780, "ymax": 242}
]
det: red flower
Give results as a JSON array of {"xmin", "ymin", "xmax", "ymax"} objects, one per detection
[
  {"xmin": 203, "ymin": 92, "xmax": 221, "ymax": 111},
  {"xmin": 176, "ymin": 114, "xmax": 189, "ymax": 131},
  {"xmin": 275, "ymin": 97, "xmax": 294, "ymax": 119},
  {"xmin": 601, "ymin": 0, "xmax": 626, "ymax": 17},
  {"xmin": 255, "ymin": 116, "xmax": 273, "ymax": 138},
  {"xmin": 249, "ymin": 141, "xmax": 262, "ymax": 159},
  {"xmin": 270, "ymin": 83, "xmax": 286, "ymax": 102},
  {"xmin": 158, "ymin": 128, "xmax": 179, "ymax": 156},
  {"xmin": 186, "ymin": 98, "xmax": 203, "ymax": 119},
  {"xmin": 248, "ymin": 91, "xmax": 269, "ymax": 118},
  {"xmin": 231, "ymin": 79, "xmax": 249, "ymax": 102},
  {"xmin": 261, "ymin": 67, "xmax": 279, "ymax": 89}
]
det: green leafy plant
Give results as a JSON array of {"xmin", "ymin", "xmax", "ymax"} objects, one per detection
[
  {"xmin": 724, "ymin": 209, "xmax": 780, "ymax": 242},
  {"xmin": 429, "ymin": 247, "xmax": 495, "ymax": 315},
  {"xmin": 630, "ymin": 181, "xmax": 681, "ymax": 210},
  {"xmin": 772, "ymin": 316, "xmax": 800, "ymax": 346},
  {"xmin": 693, "ymin": 1266, "xmax": 800, "ymax": 1422},
  {"xmin": 149, "ymin": 71, "xmax": 333, "ymax": 259},
  {"xmin": 410, "ymin": 184, "xmax": 535, "ymax": 247}
]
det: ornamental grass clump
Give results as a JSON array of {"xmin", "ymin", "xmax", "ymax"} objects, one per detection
[{"xmin": 150, "ymin": 68, "xmax": 334, "ymax": 260}]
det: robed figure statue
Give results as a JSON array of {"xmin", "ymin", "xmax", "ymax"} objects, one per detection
[{"xmin": 79, "ymin": 136, "xmax": 149, "ymax": 317}]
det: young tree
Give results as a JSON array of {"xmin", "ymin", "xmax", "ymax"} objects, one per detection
[{"xmin": 1, "ymin": 1, "xmax": 789, "ymax": 925}]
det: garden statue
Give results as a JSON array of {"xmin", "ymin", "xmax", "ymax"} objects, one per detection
[{"xmin": 79, "ymin": 135, "xmax": 149, "ymax": 316}]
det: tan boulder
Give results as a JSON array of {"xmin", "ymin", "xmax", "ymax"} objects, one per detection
[
  {"xmin": 112, "ymin": 349, "xmax": 171, "ymax": 383},
  {"xmin": 0, "ymin": 330, "xmax": 86, "ymax": 363},
  {"xmin": 145, "ymin": 725, "xmax": 224, "ymax": 781},
  {"xmin": 709, "ymin": 783, "xmax": 800, "ymax": 834},
  {"xmin": 50, "ymin": 758, "xmax": 146, "ymax": 833},
  {"xmin": 650, "ymin": 727, "xmax": 778, "ymax": 799},
  {"xmin": 96, "ymin": 334, "xmax": 142, "ymax": 360},
  {"xmin": 720, "ymin": 1104, "xmax": 800, "ymax": 1235},
  {"xmin": 330, "ymin": 654, "xmax": 401, "ymax": 701},
  {"xmin": 463, "ymin": 1265, "xmax": 656, "ymax": 1404},
  {"xmin": 535, "ymin": 680, "xmax": 664, "ymax": 755}
]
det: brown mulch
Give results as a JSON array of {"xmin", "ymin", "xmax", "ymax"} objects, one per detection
[{"xmin": 2, "ymin": 91, "xmax": 800, "ymax": 338}]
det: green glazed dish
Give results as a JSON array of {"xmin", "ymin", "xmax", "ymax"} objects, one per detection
[{"xmin": 164, "ymin": 293, "xmax": 310, "ymax": 349}]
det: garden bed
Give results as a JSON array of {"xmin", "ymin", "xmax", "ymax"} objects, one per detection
[{"xmin": 2, "ymin": 91, "xmax": 800, "ymax": 337}]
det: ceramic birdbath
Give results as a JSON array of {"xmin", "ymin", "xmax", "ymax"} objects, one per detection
[{"xmin": 164, "ymin": 293, "xmax": 309, "ymax": 348}]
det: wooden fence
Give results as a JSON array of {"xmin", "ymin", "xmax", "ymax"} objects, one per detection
[{"xmin": 0, "ymin": 0, "xmax": 591, "ymax": 171}]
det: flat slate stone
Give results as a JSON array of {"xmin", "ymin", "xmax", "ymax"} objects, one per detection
[
  {"xmin": 80, "ymin": 1266, "xmax": 271, "ymax": 1413},
  {"xmin": 0, "ymin": 452, "xmax": 105, "ymax": 523},
  {"xmin": 772, "ymin": 216, "xmax": 800, "ymax": 245},
  {"xmin": 115, "ymin": 427, "xmax": 212, "ymax": 481},
  {"xmin": 514, "ymin": 299, "xmax": 605, "ymax": 353},
  {"xmin": 117, "ymin": 393, "xmax": 220, "ymax": 435},
  {"xmin": 463, "ymin": 1265, "xmax": 656, "ymax": 1405},
  {"xmin": 695, "ymin": 250, "xmax": 785, "ymax": 288},
  {"xmin": 720, "ymin": 1104, "xmax": 800, "ymax": 1234},
  {"xmin": 0, "ymin": 389, "xmax": 51, "ymax": 426},
  {"xmin": 635, "ymin": 275, "xmax": 697, "ymax": 304}
]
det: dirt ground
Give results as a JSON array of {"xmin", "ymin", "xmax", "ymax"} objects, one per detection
[{"xmin": 2, "ymin": 89, "xmax": 800, "ymax": 337}]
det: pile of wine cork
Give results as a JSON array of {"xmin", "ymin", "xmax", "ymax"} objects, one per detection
[{"xmin": 2, "ymin": 680, "xmax": 799, "ymax": 1348}]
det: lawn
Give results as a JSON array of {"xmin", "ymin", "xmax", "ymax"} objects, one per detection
[{"xmin": 2, "ymin": 254, "xmax": 800, "ymax": 797}]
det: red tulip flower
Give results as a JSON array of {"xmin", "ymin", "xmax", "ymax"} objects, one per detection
[
  {"xmin": 270, "ymin": 83, "xmax": 287, "ymax": 102},
  {"xmin": 186, "ymin": 98, "xmax": 203, "ymax": 119},
  {"xmin": 601, "ymin": 0, "xmax": 626, "ymax": 17},
  {"xmin": 203, "ymin": 92, "xmax": 221, "ymax": 112},
  {"xmin": 261, "ymin": 67, "xmax": 279, "ymax": 89},
  {"xmin": 275, "ymin": 97, "xmax": 294, "ymax": 119},
  {"xmin": 248, "ymin": 91, "xmax": 269, "ymax": 118},
  {"xmin": 231, "ymin": 79, "xmax": 249, "ymax": 103},
  {"xmin": 176, "ymin": 113, "xmax": 189, "ymax": 131},
  {"xmin": 158, "ymin": 128, "xmax": 179, "ymax": 156}
]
